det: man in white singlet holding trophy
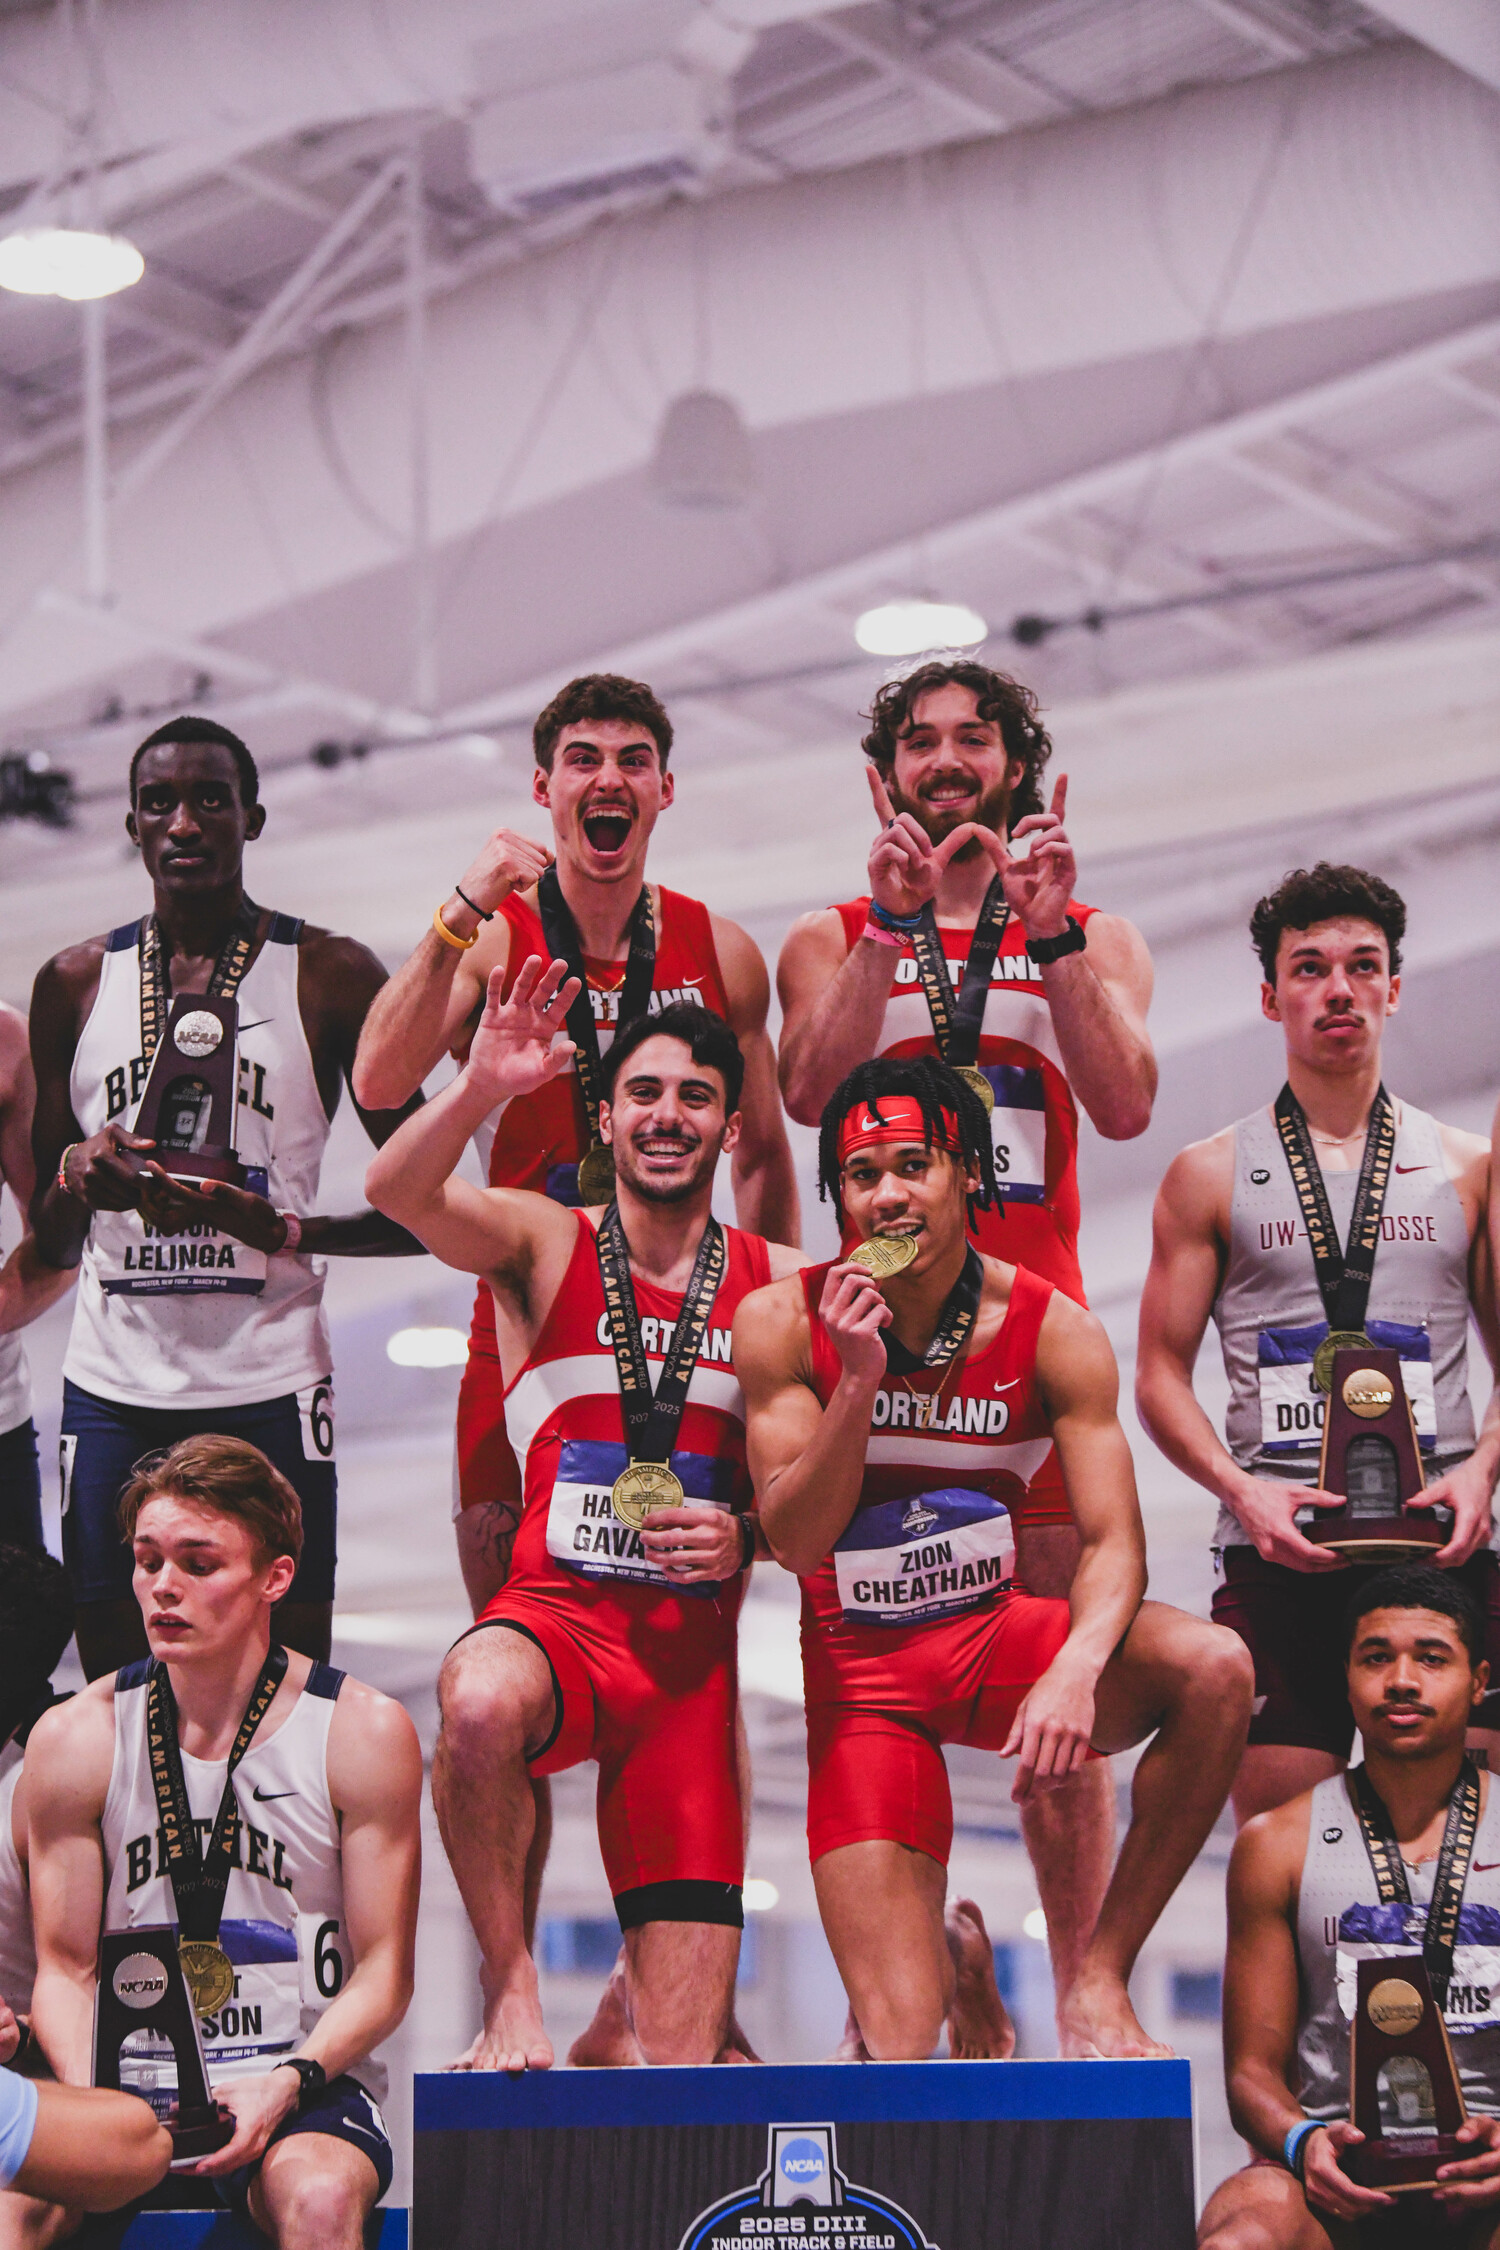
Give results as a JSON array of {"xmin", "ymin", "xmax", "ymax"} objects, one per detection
[{"xmin": 1138, "ymin": 863, "xmax": 1500, "ymax": 1826}]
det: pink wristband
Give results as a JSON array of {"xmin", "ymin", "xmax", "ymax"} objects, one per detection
[{"xmin": 861, "ymin": 919, "xmax": 907, "ymax": 948}]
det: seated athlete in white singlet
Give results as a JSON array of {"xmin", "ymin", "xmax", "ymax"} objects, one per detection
[
  {"xmin": 733, "ymin": 1055, "xmax": 1252, "ymax": 2062},
  {"xmin": 1202, "ymin": 1567, "xmax": 1500, "ymax": 2249},
  {"xmin": 367, "ymin": 973, "xmax": 806, "ymax": 2073},
  {"xmin": 24, "ymin": 1437, "xmax": 421, "ymax": 2250}
]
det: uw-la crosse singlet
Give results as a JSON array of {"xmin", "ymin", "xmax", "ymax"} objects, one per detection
[
  {"xmin": 796, "ymin": 1259, "xmax": 1057, "ymax": 1703},
  {"xmin": 500, "ymin": 1209, "xmax": 770, "ymax": 1612},
  {"xmin": 830, "ymin": 897, "xmax": 1098, "ymax": 1303},
  {"xmin": 466, "ymin": 885, "xmax": 732, "ymax": 1365}
]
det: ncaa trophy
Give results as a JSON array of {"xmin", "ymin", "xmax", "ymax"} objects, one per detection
[
  {"xmin": 1341, "ymin": 1954, "xmax": 1467, "ymax": 2191},
  {"xmin": 94, "ymin": 1925, "xmax": 234, "ymax": 2159},
  {"xmin": 1307, "ymin": 1345, "xmax": 1444, "ymax": 1563},
  {"xmin": 134, "ymin": 994, "xmax": 246, "ymax": 1187}
]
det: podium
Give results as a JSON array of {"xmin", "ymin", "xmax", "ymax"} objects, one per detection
[
  {"xmin": 415, "ymin": 2060, "xmax": 1194, "ymax": 2250},
  {"xmin": 74, "ymin": 2210, "xmax": 407, "ymax": 2247}
]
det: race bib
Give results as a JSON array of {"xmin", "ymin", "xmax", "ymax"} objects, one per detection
[
  {"xmin": 93, "ymin": 1170, "xmax": 271, "ymax": 1298},
  {"xmin": 297, "ymin": 1380, "xmax": 336, "ymax": 1463},
  {"xmin": 297, "ymin": 1909, "xmax": 353, "ymax": 2013},
  {"xmin": 978, "ymin": 1065, "xmax": 1047, "ymax": 1206},
  {"xmin": 1257, "ymin": 1320, "xmax": 1435, "ymax": 1455},
  {"xmin": 545, "ymin": 1438, "xmax": 738, "ymax": 1598},
  {"xmin": 1336, "ymin": 1902, "xmax": 1500, "ymax": 2038},
  {"xmin": 834, "ymin": 1488, "xmax": 1014, "ymax": 1627}
]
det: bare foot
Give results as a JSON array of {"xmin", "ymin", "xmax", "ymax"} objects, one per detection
[
  {"xmin": 567, "ymin": 1950, "xmax": 642, "ymax": 2069},
  {"xmin": 1057, "ymin": 1967, "xmax": 1171, "ymax": 2060},
  {"xmin": 717, "ymin": 2010, "xmax": 762, "ymax": 2064},
  {"xmin": 830, "ymin": 2005, "xmax": 871, "ymax": 2063},
  {"xmin": 449, "ymin": 1959, "xmax": 554, "ymax": 2072},
  {"xmin": 944, "ymin": 1899, "xmax": 1016, "ymax": 2060}
]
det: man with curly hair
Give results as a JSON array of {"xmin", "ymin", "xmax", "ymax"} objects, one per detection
[
  {"xmin": 1137, "ymin": 864, "xmax": 1500, "ymax": 1828},
  {"xmin": 776, "ymin": 659, "xmax": 1156, "ymax": 2048}
]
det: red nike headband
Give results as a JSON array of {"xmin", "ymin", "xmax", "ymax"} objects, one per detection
[{"xmin": 838, "ymin": 1094, "xmax": 961, "ymax": 1162}]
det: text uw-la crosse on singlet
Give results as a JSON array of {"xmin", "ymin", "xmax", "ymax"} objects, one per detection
[
  {"xmin": 65, "ymin": 916, "xmax": 334, "ymax": 1411},
  {"xmin": 1210, "ymin": 1098, "xmax": 1479, "ymax": 1552},
  {"xmin": 102, "ymin": 1659, "xmax": 384, "ymax": 2109},
  {"xmin": 831, "ymin": 898, "xmax": 1098, "ymax": 1304},
  {"xmin": 796, "ymin": 1259, "xmax": 1056, "ymax": 1703},
  {"xmin": 466, "ymin": 885, "xmax": 731, "ymax": 1365},
  {"xmin": 501, "ymin": 1209, "xmax": 770, "ymax": 1616}
]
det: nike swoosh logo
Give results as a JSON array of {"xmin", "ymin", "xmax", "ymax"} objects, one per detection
[
  {"xmin": 251, "ymin": 1787, "xmax": 296, "ymax": 1802},
  {"xmin": 679, "ymin": 975, "xmax": 705, "ymax": 988},
  {"xmin": 1394, "ymin": 1164, "xmax": 1429, "ymax": 1174},
  {"xmin": 1475, "ymin": 1861, "xmax": 1500, "ymax": 1873},
  {"xmin": 238, "ymin": 1019, "xmax": 273, "ymax": 1034}
]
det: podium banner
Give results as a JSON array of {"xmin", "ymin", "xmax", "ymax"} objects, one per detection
[{"xmin": 414, "ymin": 2059, "xmax": 1194, "ymax": 2250}]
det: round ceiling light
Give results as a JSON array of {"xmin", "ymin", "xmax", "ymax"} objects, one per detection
[
  {"xmin": 0, "ymin": 226, "xmax": 144, "ymax": 301},
  {"xmin": 386, "ymin": 1325, "xmax": 469, "ymax": 1368},
  {"xmin": 854, "ymin": 599, "xmax": 987, "ymax": 658}
]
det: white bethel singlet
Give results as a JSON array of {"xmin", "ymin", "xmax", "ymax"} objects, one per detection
[
  {"xmin": 64, "ymin": 915, "xmax": 334, "ymax": 1410},
  {"xmin": 1296, "ymin": 1770, "xmax": 1500, "ymax": 2123},
  {"xmin": 101, "ymin": 1657, "xmax": 382, "ymax": 2102},
  {"xmin": 1210, "ymin": 1098, "xmax": 1479, "ymax": 1552},
  {"xmin": 0, "ymin": 1335, "xmax": 28, "ymax": 1441},
  {"xmin": 0, "ymin": 1744, "xmax": 33, "ymax": 2017}
]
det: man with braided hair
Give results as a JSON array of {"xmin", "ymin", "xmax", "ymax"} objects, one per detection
[
  {"xmin": 777, "ymin": 660, "xmax": 1155, "ymax": 2046},
  {"xmin": 735, "ymin": 1055, "xmax": 1251, "ymax": 2060}
]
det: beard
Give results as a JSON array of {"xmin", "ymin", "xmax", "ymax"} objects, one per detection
[
  {"xmin": 612, "ymin": 1134, "xmax": 720, "ymax": 1205},
  {"xmin": 887, "ymin": 773, "xmax": 1013, "ymax": 855}
]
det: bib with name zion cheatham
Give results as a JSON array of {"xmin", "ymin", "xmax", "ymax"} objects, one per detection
[
  {"xmin": 830, "ymin": 895, "xmax": 1097, "ymax": 1305},
  {"xmin": 797, "ymin": 1259, "xmax": 1055, "ymax": 1661},
  {"xmin": 501, "ymin": 1210, "xmax": 770, "ymax": 1607},
  {"xmin": 101, "ymin": 1657, "xmax": 383, "ymax": 2108}
]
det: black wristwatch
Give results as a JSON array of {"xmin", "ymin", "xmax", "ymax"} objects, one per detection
[
  {"xmin": 739, "ymin": 1514, "xmax": 757, "ymax": 1572},
  {"xmin": 1025, "ymin": 915, "xmax": 1086, "ymax": 964},
  {"xmin": 278, "ymin": 2055, "xmax": 327, "ymax": 2108}
]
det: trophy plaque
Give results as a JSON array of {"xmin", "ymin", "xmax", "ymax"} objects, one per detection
[
  {"xmin": 1307, "ymin": 1345, "xmax": 1444, "ymax": 1563},
  {"xmin": 1340, "ymin": 1953, "xmax": 1466, "ymax": 2191},
  {"xmin": 134, "ymin": 995, "xmax": 245, "ymax": 1187},
  {"xmin": 94, "ymin": 1924, "xmax": 234, "ymax": 2160}
]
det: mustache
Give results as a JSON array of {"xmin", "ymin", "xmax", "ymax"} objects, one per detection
[{"xmin": 1377, "ymin": 1697, "xmax": 1435, "ymax": 1717}]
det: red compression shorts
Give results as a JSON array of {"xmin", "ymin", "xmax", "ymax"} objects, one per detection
[
  {"xmin": 467, "ymin": 1585, "xmax": 744, "ymax": 1923},
  {"xmin": 454, "ymin": 1324, "xmax": 524, "ymax": 1519},
  {"xmin": 805, "ymin": 1589, "xmax": 1074, "ymax": 1868}
]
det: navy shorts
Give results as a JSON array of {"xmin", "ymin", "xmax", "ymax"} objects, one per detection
[
  {"xmin": 219, "ymin": 2074, "xmax": 393, "ymax": 2209},
  {"xmin": 0, "ymin": 1416, "xmax": 42, "ymax": 1550},
  {"xmin": 1213, "ymin": 1545, "xmax": 1500, "ymax": 1756},
  {"xmin": 59, "ymin": 1379, "xmax": 337, "ymax": 1605}
]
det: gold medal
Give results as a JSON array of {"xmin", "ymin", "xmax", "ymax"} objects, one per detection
[
  {"xmin": 1367, "ymin": 1978, "xmax": 1424, "ymax": 2037},
  {"xmin": 611, "ymin": 1460, "xmax": 684, "ymax": 1530},
  {"xmin": 577, "ymin": 1142, "xmax": 615, "ymax": 1203},
  {"xmin": 178, "ymin": 1939, "xmax": 235, "ymax": 2019},
  {"xmin": 1313, "ymin": 1329, "xmax": 1373, "ymax": 1393},
  {"xmin": 849, "ymin": 1233, "xmax": 919, "ymax": 1281},
  {"xmin": 953, "ymin": 1065, "xmax": 994, "ymax": 1115}
]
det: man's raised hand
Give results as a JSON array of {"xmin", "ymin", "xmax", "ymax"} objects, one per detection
[
  {"xmin": 865, "ymin": 767, "xmax": 982, "ymax": 920},
  {"xmin": 455, "ymin": 827, "xmax": 554, "ymax": 918},
  {"xmin": 466, "ymin": 956, "xmax": 580, "ymax": 1105},
  {"xmin": 820, "ymin": 1259, "xmax": 892, "ymax": 1387},
  {"xmin": 967, "ymin": 773, "xmax": 1076, "ymax": 942}
]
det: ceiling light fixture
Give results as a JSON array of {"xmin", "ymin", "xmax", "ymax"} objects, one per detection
[
  {"xmin": 386, "ymin": 1326, "xmax": 469, "ymax": 1368},
  {"xmin": 742, "ymin": 1877, "xmax": 780, "ymax": 1913},
  {"xmin": 0, "ymin": 226, "xmax": 144, "ymax": 301},
  {"xmin": 854, "ymin": 599, "xmax": 987, "ymax": 658}
]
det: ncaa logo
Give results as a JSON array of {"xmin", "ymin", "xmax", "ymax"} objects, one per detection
[{"xmin": 772, "ymin": 2128, "xmax": 834, "ymax": 2209}]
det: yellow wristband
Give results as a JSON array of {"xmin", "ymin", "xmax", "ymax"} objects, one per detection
[{"xmin": 432, "ymin": 902, "xmax": 478, "ymax": 952}]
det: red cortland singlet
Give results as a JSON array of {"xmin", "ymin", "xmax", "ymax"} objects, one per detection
[
  {"xmin": 829, "ymin": 893, "xmax": 1099, "ymax": 1532},
  {"xmin": 455, "ymin": 884, "xmax": 731, "ymax": 1518},
  {"xmin": 796, "ymin": 1256, "xmax": 1076, "ymax": 1867},
  {"xmin": 470, "ymin": 1211, "xmax": 770, "ymax": 1904}
]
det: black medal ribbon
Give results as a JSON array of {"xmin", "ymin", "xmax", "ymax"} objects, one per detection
[
  {"xmin": 909, "ymin": 879, "xmax": 1009, "ymax": 1069},
  {"xmin": 536, "ymin": 866, "xmax": 656, "ymax": 1151},
  {"xmin": 145, "ymin": 1643, "xmax": 287, "ymax": 1944},
  {"xmin": 1352, "ymin": 1756, "xmax": 1482, "ymax": 2008},
  {"xmin": 883, "ymin": 1243, "xmax": 985, "ymax": 1379},
  {"xmin": 595, "ymin": 1202, "xmax": 727, "ymax": 1466},
  {"xmin": 1273, "ymin": 1082, "xmax": 1396, "ymax": 1337},
  {"xmin": 139, "ymin": 896, "xmax": 262, "ymax": 1066}
]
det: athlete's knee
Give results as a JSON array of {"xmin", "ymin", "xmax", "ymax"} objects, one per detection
[
  {"xmin": 1188, "ymin": 1620, "xmax": 1256, "ymax": 1720},
  {"xmin": 438, "ymin": 1638, "xmax": 547, "ymax": 1761},
  {"xmin": 1195, "ymin": 2161, "xmax": 1311, "ymax": 2248},
  {"xmin": 857, "ymin": 1983, "xmax": 946, "ymax": 2063},
  {"xmin": 260, "ymin": 2154, "xmax": 371, "ymax": 2250}
]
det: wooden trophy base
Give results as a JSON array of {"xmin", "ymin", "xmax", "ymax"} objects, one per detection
[
  {"xmin": 157, "ymin": 1148, "xmax": 246, "ymax": 1188},
  {"xmin": 167, "ymin": 2101, "xmax": 237, "ymax": 2165},
  {"xmin": 1341, "ymin": 2132, "xmax": 1466, "ymax": 2192},
  {"xmin": 1309, "ymin": 1508, "xmax": 1449, "ymax": 1565}
]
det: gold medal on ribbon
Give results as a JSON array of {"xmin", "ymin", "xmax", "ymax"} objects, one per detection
[
  {"xmin": 849, "ymin": 1233, "xmax": 920, "ymax": 1281},
  {"xmin": 179, "ymin": 1939, "xmax": 235, "ymax": 2019},
  {"xmin": 953, "ymin": 1065, "xmax": 995, "ymax": 1115},
  {"xmin": 1313, "ymin": 1329, "xmax": 1373, "ymax": 1393},
  {"xmin": 611, "ymin": 1460, "xmax": 685, "ymax": 1530},
  {"xmin": 577, "ymin": 1142, "xmax": 616, "ymax": 1203}
]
